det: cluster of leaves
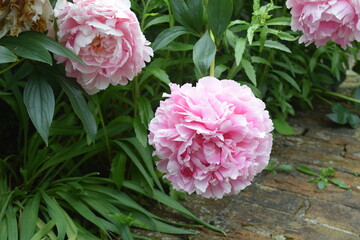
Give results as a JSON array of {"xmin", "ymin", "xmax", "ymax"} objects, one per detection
[
  {"xmin": 296, "ymin": 166, "xmax": 350, "ymax": 190},
  {"xmin": 130, "ymin": 0, "xmax": 358, "ymax": 134},
  {"xmin": 326, "ymin": 87, "xmax": 360, "ymax": 128}
]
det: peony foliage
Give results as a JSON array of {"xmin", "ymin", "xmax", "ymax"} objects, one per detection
[{"xmin": 0, "ymin": 0, "xmax": 359, "ymax": 239}]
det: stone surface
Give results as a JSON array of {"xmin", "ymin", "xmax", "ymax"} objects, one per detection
[{"xmin": 136, "ymin": 101, "xmax": 360, "ymax": 239}]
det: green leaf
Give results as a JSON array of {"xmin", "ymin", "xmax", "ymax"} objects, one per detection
[
  {"xmin": 259, "ymin": 26, "xmax": 268, "ymax": 52},
  {"xmin": 114, "ymin": 141, "xmax": 154, "ymax": 191},
  {"xmin": 317, "ymin": 180, "xmax": 326, "ymax": 190},
  {"xmin": 110, "ymin": 153, "xmax": 127, "ymax": 189},
  {"xmin": 296, "ymin": 166, "xmax": 318, "ymax": 176},
  {"xmin": 273, "ymin": 118, "xmax": 296, "ymax": 135},
  {"xmin": 170, "ymin": 0, "xmax": 202, "ymax": 33},
  {"xmin": 20, "ymin": 193, "xmax": 41, "ymax": 240},
  {"xmin": 152, "ymin": 26, "xmax": 192, "ymax": 51},
  {"xmin": 241, "ymin": 58, "xmax": 256, "ymax": 86},
  {"xmin": 30, "ymin": 220, "xmax": 56, "ymax": 240},
  {"xmin": 247, "ymin": 24, "xmax": 259, "ymax": 44},
  {"xmin": 1, "ymin": 36, "xmax": 52, "ymax": 65},
  {"xmin": 207, "ymin": 0, "xmax": 233, "ymax": 40},
  {"xmin": 125, "ymin": 138, "xmax": 164, "ymax": 192},
  {"xmin": 123, "ymin": 181, "xmax": 226, "ymax": 235},
  {"xmin": 133, "ymin": 117, "xmax": 148, "ymax": 148},
  {"xmin": 193, "ymin": 31, "xmax": 216, "ymax": 76},
  {"xmin": 273, "ymin": 70, "xmax": 301, "ymax": 92},
  {"xmin": 277, "ymin": 165, "xmax": 293, "ymax": 171},
  {"xmin": 42, "ymin": 191, "xmax": 78, "ymax": 240},
  {"xmin": 235, "ymin": 38, "xmax": 246, "ymax": 66},
  {"xmin": 21, "ymin": 32, "xmax": 83, "ymax": 64},
  {"xmin": 23, "ymin": 71, "xmax": 55, "ymax": 145},
  {"xmin": 252, "ymin": 40, "xmax": 291, "ymax": 53},
  {"xmin": 144, "ymin": 15, "xmax": 170, "ymax": 30},
  {"xmin": 251, "ymin": 56, "xmax": 271, "ymax": 67},
  {"xmin": 0, "ymin": 46, "xmax": 18, "ymax": 63},
  {"xmin": 146, "ymin": 66, "xmax": 170, "ymax": 84},
  {"xmin": 58, "ymin": 77, "xmax": 97, "ymax": 142},
  {"xmin": 327, "ymin": 103, "xmax": 348, "ymax": 125},
  {"xmin": 348, "ymin": 113, "xmax": 360, "ymax": 129},
  {"xmin": 330, "ymin": 179, "xmax": 350, "ymax": 190},
  {"xmin": 6, "ymin": 205, "xmax": 18, "ymax": 240},
  {"xmin": 266, "ymin": 17, "xmax": 291, "ymax": 26}
]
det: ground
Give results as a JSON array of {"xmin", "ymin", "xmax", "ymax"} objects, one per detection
[{"xmin": 135, "ymin": 95, "xmax": 360, "ymax": 240}]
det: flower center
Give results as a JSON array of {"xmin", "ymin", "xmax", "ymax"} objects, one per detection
[{"xmin": 91, "ymin": 35, "xmax": 104, "ymax": 51}]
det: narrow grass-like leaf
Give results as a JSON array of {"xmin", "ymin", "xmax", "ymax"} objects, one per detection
[
  {"xmin": 125, "ymin": 138, "xmax": 164, "ymax": 192},
  {"xmin": 24, "ymin": 71, "xmax": 55, "ymax": 145},
  {"xmin": 83, "ymin": 197, "xmax": 133, "ymax": 240},
  {"xmin": 0, "ymin": 46, "xmax": 18, "ymax": 63},
  {"xmin": 56, "ymin": 192, "xmax": 108, "ymax": 234},
  {"xmin": 58, "ymin": 77, "xmax": 97, "ymax": 142},
  {"xmin": 20, "ymin": 192, "xmax": 41, "ymax": 240},
  {"xmin": 31, "ymin": 220, "xmax": 56, "ymax": 240},
  {"xmin": 123, "ymin": 181, "xmax": 226, "ymax": 235},
  {"xmin": 133, "ymin": 117, "xmax": 148, "ymax": 148},
  {"xmin": 111, "ymin": 153, "xmax": 127, "ymax": 189},
  {"xmin": 114, "ymin": 141, "xmax": 154, "ymax": 191},
  {"xmin": 42, "ymin": 191, "xmax": 73, "ymax": 240},
  {"xmin": 6, "ymin": 205, "xmax": 18, "ymax": 240}
]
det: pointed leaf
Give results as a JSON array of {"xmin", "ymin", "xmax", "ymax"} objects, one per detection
[
  {"xmin": 152, "ymin": 26, "xmax": 192, "ymax": 51},
  {"xmin": 235, "ymin": 38, "xmax": 246, "ymax": 66},
  {"xmin": 20, "ymin": 193, "xmax": 41, "ymax": 240},
  {"xmin": 0, "ymin": 46, "xmax": 18, "ymax": 63},
  {"xmin": 58, "ymin": 77, "xmax": 97, "ymax": 142},
  {"xmin": 193, "ymin": 31, "xmax": 216, "ymax": 76},
  {"xmin": 1, "ymin": 36, "xmax": 52, "ymax": 65},
  {"xmin": 24, "ymin": 71, "xmax": 55, "ymax": 145},
  {"xmin": 207, "ymin": 0, "xmax": 233, "ymax": 40},
  {"xmin": 241, "ymin": 59, "xmax": 256, "ymax": 86}
]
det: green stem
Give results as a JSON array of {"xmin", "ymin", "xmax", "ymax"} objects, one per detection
[
  {"xmin": 0, "ymin": 58, "xmax": 25, "ymax": 75},
  {"xmin": 97, "ymin": 100, "xmax": 111, "ymax": 161},
  {"xmin": 209, "ymin": 30, "xmax": 216, "ymax": 77},
  {"xmin": 313, "ymin": 89, "xmax": 360, "ymax": 104}
]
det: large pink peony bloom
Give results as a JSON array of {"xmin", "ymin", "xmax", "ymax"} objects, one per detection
[
  {"xmin": 53, "ymin": 0, "xmax": 153, "ymax": 94},
  {"xmin": 286, "ymin": 0, "xmax": 360, "ymax": 49},
  {"xmin": 148, "ymin": 77, "xmax": 273, "ymax": 199}
]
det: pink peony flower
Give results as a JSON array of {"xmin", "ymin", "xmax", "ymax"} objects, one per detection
[
  {"xmin": 52, "ymin": 0, "xmax": 153, "ymax": 94},
  {"xmin": 148, "ymin": 77, "xmax": 273, "ymax": 199},
  {"xmin": 286, "ymin": 0, "xmax": 360, "ymax": 49}
]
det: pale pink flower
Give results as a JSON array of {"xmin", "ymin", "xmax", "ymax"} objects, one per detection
[
  {"xmin": 52, "ymin": 0, "xmax": 153, "ymax": 94},
  {"xmin": 286, "ymin": 0, "xmax": 360, "ymax": 49},
  {"xmin": 148, "ymin": 77, "xmax": 273, "ymax": 199}
]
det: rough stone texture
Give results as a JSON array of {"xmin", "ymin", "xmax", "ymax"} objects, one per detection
[{"xmin": 136, "ymin": 100, "xmax": 360, "ymax": 240}]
